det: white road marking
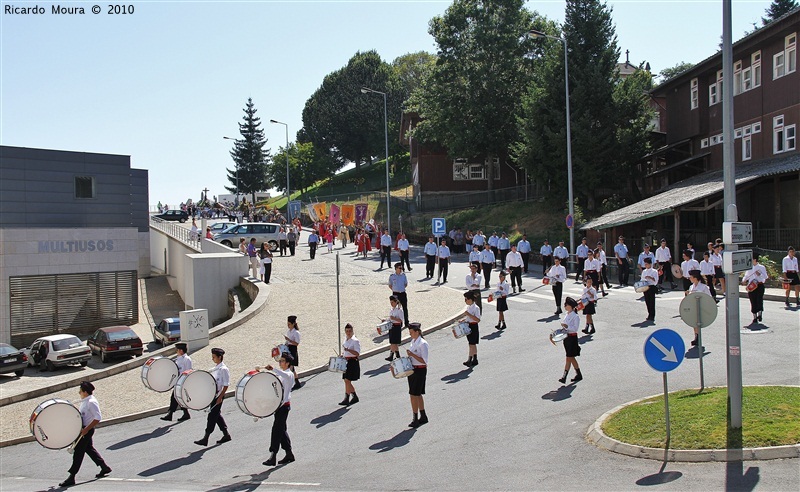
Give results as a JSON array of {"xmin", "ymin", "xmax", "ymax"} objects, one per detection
[{"xmin": 508, "ymin": 297, "xmax": 535, "ymax": 303}]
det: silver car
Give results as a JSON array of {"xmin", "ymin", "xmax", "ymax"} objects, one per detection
[{"xmin": 213, "ymin": 222, "xmax": 282, "ymax": 251}]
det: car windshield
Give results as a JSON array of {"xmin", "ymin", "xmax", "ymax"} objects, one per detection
[
  {"xmin": 107, "ymin": 330, "xmax": 138, "ymax": 342},
  {"xmin": 52, "ymin": 337, "xmax": 83, "ymax": 351},
  {"xmin": 0, "ymin": 343, "xmax": 19, "ymax": 355}
]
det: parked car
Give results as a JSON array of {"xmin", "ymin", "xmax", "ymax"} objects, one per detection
[
  {"xmin": 87, "ymin": 326, "xmax": 144, "ymax": 363},
  {"xmin": 0, "ymin": 343, "xmax": 28, "ymax": 377},
  {"xmin": 25, "ymin": 335, "xmax": 91, "ymax": 371},
  {"xmin": 152, "ymin": 318, "xmax": 181, "ymax": 345},
  {"xmin": 154, "ymin": 210, "xmax": 189, "ymax": 223},
  {"xmin": 209, "ymin": 221, "xmax": 236, "ymax": 233},
  {"xmin": 213, "ymin": 222, "xmax": 281, "ymax": 250}
]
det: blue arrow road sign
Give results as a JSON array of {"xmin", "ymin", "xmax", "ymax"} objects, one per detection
[
  {"xmin": 432, "ymin": 218, "xmax": 446, "ymax": 236},
  {"xmin": 644, "ymin": 328, "xmax": 685, "ymax": 373}
]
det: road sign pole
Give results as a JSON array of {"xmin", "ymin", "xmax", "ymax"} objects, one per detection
[
  {"xmin": 663, "ymin": 372, "xmax": 671, "ymax": 455},
  {"xmin": 336, "ymin": 252, "xmax": 342, "ymax": 356},
  {"xmin": 696, "ymin": 295, "xmax": 705, "ymax": 393}
]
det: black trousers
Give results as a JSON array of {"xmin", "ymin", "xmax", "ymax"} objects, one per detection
[
  {"xmin": 68, "ymin": 428, "xmax": 108, "ymax": 476},
  {"xmin": 270, "ymin": 404, "xmax": 292, "ymax": 453},
  {"xmin": 748, "ymin": 283, "xmax": 765, "ymax": 314},
  {"xmin": 542, "ymin": 255, "xmax": 553, "ymax": 272},
  {"xmin": 279, "ymin": 240, "xmax": 287, "ymax": 256},
  {"xmin": 644, "ymin": 287, "xmax": 656, "ymax": 319},
  {"xmin": 309, "ymin": 243, "xmax": 317, "ymax": 259},
  {"xmin": 481, "ymin": 263, "xmax": 493, "ymax": 288},
  {"xmin": 380, "ymin": 246, "xmax": 392, "ymax": 267},
  {"xmin": 438, "ymin": 258, "xmax": 449, "ymax": 281},
  {"xmin": 400, "ymin": 250, "xmax": 411, "ymax": 270},
  {"xmin": 490, "ymin": 246, "xmax": 499, "ymax": 265},
  {"xmin": 204, "ymin": 399, "xmax": 228, "ymax": 437},
  {"xmin": 288, "ymin": 241, "xmax": 296, "ymax": 256},
  {"xmin": 262, "ymin": 263, "xmax": 272, "ymax": 283},
  {"xmin": 553, "ymin": 282, "xmax": 563, "ymax": 309},
  {"xmin": 600, "ymin": 264, "xmax": 611, "ymax": 287},
  {"xmin": 469, "ymin": 289, "xmax": 482, "ymax": 313},
  {"xmin": 168, "ymin": 393, "xmax": 189, "ymax": 417},
  {"xmin": 576, "ymin": 258, "xmax": 587, "ymax": 281},
  {"xmin": 509, "ymin": 266, "xmax": 522, "ymax": 290},
  {"xmin": 618, "ymin": 259, "xmax": 630, "ymax": 285},
  {"xmin": 499, "ymin": 249, "xmax": 510, "ymax": 269},
  {"xmin": 393, "ymin": 291, "xmax": 409, "ymax": 326},
  {"xmin": 425, "ymin": 254, "xmax": 436, "ymax": 277},
  {"xmin": 521, "ymin": 253, "xmax": 530, "ymax": 273},
  {"xmin": 703, "ymin": 274, "xmax": 717, "ymax": 298},
  {"xmin": 658, "ymin": 261, "xmax": 673, "ymax": 284}
]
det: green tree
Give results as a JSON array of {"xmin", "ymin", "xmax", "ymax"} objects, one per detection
[
  {"xmin": 412, "ymin": 0, "xmax": 552, "ymax": 198},
  {"xmin": 302, "ymin": 50, "xmax": 403, "ymax": 171},
  {"xmin": 226, "ymin": 98, "xmax": 271, "ymax": 203},
  {"xmin": 268, "ymin": 141, "xmax": 336, "ymax": 195},
  {"xmin": 392, "ymin": 51, "xmax": 436, "ymax": 107},
  {"xmin": 763, "ymin": 0, "xmax": 798, "ymax": 25},
  {"xmin": 657, "ymin": 61, "xmax": 695, "ymax": 85}
]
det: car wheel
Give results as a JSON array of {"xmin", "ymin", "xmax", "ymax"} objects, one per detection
[
  {"xmin": 45, "ymin": 360, "xmax": 55, "ymax": 372},
  {"xmin": 221, "ymin": 240, "xmax": 233, "ymax": 248},
  {"xmin": 179, "ymin": 218, "xmax": 186, "ymax": 223},
  {"xmin": 80, "ymin": 361, "xmax": 88, "ymax": 367},
  {"xmin": 101, "ymin": 351, "xmax": 108, "ymax": 363},
  {"xmin": 14, "ymin": 369, "xmax": 24, "ymax": 377},
  {"xmin": 268, "ymin": 240, "xmax": 278, "ymax": 252}
]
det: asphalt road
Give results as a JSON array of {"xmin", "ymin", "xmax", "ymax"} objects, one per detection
[{"xmin": 2, "ymin": 282, "xmax": 798, "ymax": 491}]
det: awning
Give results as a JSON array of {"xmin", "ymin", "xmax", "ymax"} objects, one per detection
[
  {"xmin": 581, "ymin": 152, "xmax": 800, "ymax": 231},
  {"xmin": 647, "ymin": 152, "xmax": 710, "ymax": 178},
  {"xmin": 641, "ymin": 138, "xmax": 691, "ymax": 160}
]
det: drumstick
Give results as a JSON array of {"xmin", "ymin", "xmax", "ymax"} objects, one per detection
[{"xmin": 67, "ymin": 435, "xmax": 83, "ymax": 454}]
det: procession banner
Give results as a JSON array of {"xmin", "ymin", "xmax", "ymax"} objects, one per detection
[
  {"xmin": 288, "ymin": 200, "xmax": 302, "ymax": 221},
  {"xmin": 341, "ymin": 204, "xmax": 355, "ymax": 226},
  {"xmin": 307, "ymin": 203, "xmax": 318, "ymax": 222},
  {"xmin": 330, "ymin": 204, "xmax": 341, "ymax": 225},
  {"xmin": 355, "ymin": 203, "xmax": 368, "ymax": 224},
  {"xmin": 313, "ymin": 202, "xmax": 328, "ymax": 221}
]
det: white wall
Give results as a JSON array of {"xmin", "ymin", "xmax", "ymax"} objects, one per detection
[{"xmin": 183, "ymin": 253, "xmax": 246, "ymax": 324}]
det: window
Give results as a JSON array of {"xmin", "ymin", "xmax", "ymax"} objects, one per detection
[
  {"xmin": 742, "ymin": 135, "xmax": 752, "ymax": 161},
  {"xmin": 453, "ymin": 158, "xmax": 469, "ymax": 180},
  {"xmin": 773, "ymin": 115, "xmax": 795, "ymax": 153},
  {"xmin": 786, "ymin": 125, "xmax": 797, "ymax": 151},
  {"xmin": 743, "ymin": 126, "xmax": 752, "ymax": 136},
  {"xmin": 701, "ymin": 138, "xmax": 709, "ymax": 148},
  {"xmin": 752, "ymin": 51, "xmax": 762, "ymax": 87},
  {"xmin": 774, "ymin": 33, "xmax": 797, "ymax": 79},
  {"xmin": 734, "ymin": 60, "xmax": 742, "ymax": 95},
  {"xmin": 709, "ymin": 71, "xmax": 722, "ymax": 105},
  {"xmin": 753, "ymin": 122, "xmax": 761, "ymax": 133},
  {"xmin": 735, "ymin": 128, "xmax": 743, "ymax": 139},
  {"xmin": 690, "ymin": 78, "xmax": 698, "ymax": 109},
  {"xmin": 469, "ymin": 164, "xmax": 485, "ymax": 180},
  {"xmin": 74, "ymin": 176, "xmax": 95, "ymax": 199}
]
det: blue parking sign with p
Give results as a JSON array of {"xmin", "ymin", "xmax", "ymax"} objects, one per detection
[{"xmin": 432, "ymin": 218, "xmax": 446, "ymax": 236}]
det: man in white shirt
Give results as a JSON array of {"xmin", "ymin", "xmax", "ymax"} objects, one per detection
[
  {"xmin": 575, "ymin": 238, "xmax": 590, "ymax": 282},
  {"xmin": 406, "ymin": 324, "xmax": 429, "ymax": 428},
  {"xmin": 423, "ymin": 237, "xmax": 438, "ymax": 279},
  {"xmin": 469, "ymin": 245, "xmax": 482, "ymax": 269},
  {"xmin": 437, "ymin": 239, "xmax": 451, "ymax": 283},
  {"xmin": 195, "ymin": 348, "xmax": 231, "ymax": 446},
  {"xmin": 261, "ymin": 353, "xmax": 296, "ymax": 466},
  {"xmin": 637, "ymin": 244, "xmax": 655, "ymax": 275},
  {"xmin": 397, "ymin": 233, "xmax": 412, "ymax": 271},
  {"xmin": 680, "ymin": 249, "xmax": 701, "ymax": 296},
  {"xmin": 379, "ymin": 230, "xmax": 393, "ymax": 269},
  {"xmin": 782, "ymin": 246, "xmax": 799, "ymax": 306},
  {"xmin": 472, "ymin": 231, "xmax": 486, "ymax": 249},
  {"xmin": 60, "ymin": 381, "xmax": 111, "ymax": 487},
  {"xmin": 506, "ymin": 245, "xmax": 525, "ymax": 293},
  {"xmin": 389, "ymin": 263, "xmax": 410, "ymax": 326},
  {"xmin": 497, "ymin": 233, "xmax": 511, "ymax": 269},
  {"xmin": 488, "ymin": 232, "xmax": 500, "ymax": 266},
  {"xmin": 655, "ymin": 238, "xmax": 677, "ymax": 290},
  {"xmin": 641, "ymin": 258, "xmax": 659, "ymax": 321},
  {"xmin": 479, "ymin": 244, "xmax": 495, "ymax": 289},
  {"xmin": 517, "ymin": 234, "xmax": 532, "ymax": 273},
  {"xmin": 465, "ymin": 264, "xmax": 483, "ymax": 313},
  {"xmin": 548, "ymin": 256, "xmax": 567, "ymax": 315},
  {"xmin": 162, "ymin": 343, "xmax": 193, "ymax": 422},
  {"xmin": 540, "ymin": 240, "xmax": 553, "ymax": 273},
  {"xmin": 614, "ymin": 236, "xmax": 630, "ymax": 286}
]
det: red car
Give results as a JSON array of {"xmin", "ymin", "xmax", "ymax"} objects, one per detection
[{"xmin": 87, "ymin": 326, "xmax": 143, "ymax": 363}]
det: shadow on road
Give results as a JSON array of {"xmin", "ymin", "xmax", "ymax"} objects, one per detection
[
  {"xmin": 541, "ymin": 384, "xmax": 576, "ymax": 402},
  {"xmin": 138, "ymin": 445, "xmax": 218, "ymax": 476},
  {"xmin": 578, "ymin": 335, "xmax": 594, "ymax": 344},
  {"xmin": 369, "ymin": 428, "xmax": 417, "ymax": 453},
  {"xmin": 631, "ymin": 319, "xmax": 656, "ymax": 328},
  {"xmin": 481, "ymin": 330, "xmax": 503, "ymax": 341},
  {"xmin": 636, "ymin": 469, "xmax": 683, "ymax": 486},
  {"xmin": 725, "ymin": 427, "xmax": 760, "ymax": 491},
  {"xmin": 107, "ymin": 424, "xmax": 176, "ymax": 450},
  {"xmin": 537, "ymin": 315, "xmax": 560, "ymax": 323},
  {"xmin": 205, "ymin": 464, "xmax": 288, "ymax": 492},
  {"xmin": 364, "ymin": 365, "xmax": 389, "ymax": 378},
  {"xmin": 310, "ymin": 407, "xmax": 350, "ymax": 428},
  {"xmin": 684, "ymin": 346, "xmax": 711, "ymax": 359},
  {"xmin": 441, "ymin": 368, "xmax": 473, "ymax": 384}
]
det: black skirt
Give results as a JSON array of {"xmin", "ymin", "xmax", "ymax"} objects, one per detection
[
  {"xmin": 563, "ymin": 335, "xmax": 581, "ymax": 357},
  {"xmin": 496, "ymin": 297, "xmax": 508, "ymax": 312},
  {"xmin": 466, "ymin": 322, "xmax": 480, "ymax": 345},
  {"xmin": 583, "ymin": 301, "xmax": 596, "ymax": 315},
  {"xmin": 343, "ymin": 358, "xmax": 360, "ymax": 381},
  {"xmin": 787, "ymin": 271, "xmax": 800, "ymax": 286},
  {"xmin": 389, "ymin": 324, "xmax": 402, "ymax": 345},
  {"xmin": 683, "ymin": 278, "xmax": 692, "ymax": 291},
  {"xmin": 408, "ymin": 367, "xmax": 427, "ymax": 396},
  {"xmin": 287, "ymin": 344, "xmax": 299, "ymax": 367},
  {"xmin": 714, "ymin": 266, "xmax": 724, "ymax": 279}
]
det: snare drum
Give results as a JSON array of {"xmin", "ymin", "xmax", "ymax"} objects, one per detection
[
  {"xmin": 271, "ymin": 344, "xmax": 289, "ymax": 361},
  {"xmin": 550, "ymin": 328, "xmax": 568, "ymax": 343},
  {"xmin": 389, "ymin": 357, "xmax": 414, "ymax": 379},
  {"xmin": 29, "ymin": 399, "xmax": 82, "ymax": 450},
  {"xmin": 141, "ymin": 356, "xmax": 180, "ymax": 393},
  {"xmin": 542, "ymin": 277, "xmax": 551, "ymax": 286},
  {"xmin": 452, "ymin": 321, "xmax": 472, "ymax": 339},
  {"xmin": 235, "ymin": 370, "xmax": 284, "ymax": 419},
  {"xmin": 328, "ymin": 356, "xmax": 347, "ymax": 373},
  {"xmin": 634, "ymin": 281, "xmax": 650, "ymax": 293},
  {"xmin": 174, "ymin": 369, "xmax": 217, "ymax": 411},
  {"xmin": 376, "ymin": 320, "xmax": 392, "ymax": 336},
  {"xmin": 671, "ymin": 264, "xmax": 683, "ymax": 279}
]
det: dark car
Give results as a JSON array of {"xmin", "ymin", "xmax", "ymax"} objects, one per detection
[
  {"xmin": 152, "ymin": 318, "xmax": 181, "ymax": 345},
  {"xmin": 155, "ymin": 210, "xmax": 189, "ymax": 223},
  {"xmin": 0, "ymin": 343, "xmax": 28, "ymax": 377},
  {"xmin": 87, "ymin": 326, "xmax": 144, "ymax": 363}
]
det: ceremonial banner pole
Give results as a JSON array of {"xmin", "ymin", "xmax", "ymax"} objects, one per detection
[{"xmin": 336, "ymin": 252, "xmax": 342, "ymax": 355}]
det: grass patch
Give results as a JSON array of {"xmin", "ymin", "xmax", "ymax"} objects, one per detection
[{"xmin": 601, "ymin": 386, "xmax": 800, "ymax": 449}]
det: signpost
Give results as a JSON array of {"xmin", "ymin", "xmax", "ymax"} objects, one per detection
[
  {"xmin": 722, "ymin": 249, "xmax": 753, "ymax": 274},
  {"xmin": 432, "ymin": 218, "xmax": 445, "ymax": 283},
  {"xmin": 722, "ymin": 221, "xmax": 753, "ymax": 245},
  {"xmin": 679, "ymin": 292, "xmax": 718, "ymax": 392},
  {"xmin": 644, "ymin": 328, "xmax": 685, "ymax": 456},
  {"xmin": 565, "ymin": 214, "xmax": 574, "ymax": 229}
]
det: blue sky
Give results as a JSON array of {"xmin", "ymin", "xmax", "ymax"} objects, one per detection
[{"xmin": 1, "ymin": 0, "xmax": 773, "ymax": 208}]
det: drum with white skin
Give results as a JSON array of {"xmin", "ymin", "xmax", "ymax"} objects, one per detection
[
  {"xmin": 328, "ymin": 356, "xmax": 347, "ymax": 373},
  {"xmin": 376, "ymin": 321, "xmax": 392, "ymax": 336},
  {"xmin": 235, "ymin": 370, "xmax": 284, "ymax": 420},
  {"xmin": 389, "ymin": 357, "xmax": 414, "ymax": 379},
  {"xmin": 173, "ymin": 369, "xmax": 217, "ymax": 411},
  {"xmin": 452, "ymin": 321, "xmax": 472, "ymax": 339},
  {"xmin": 141, "ymin": 356, "xmax": 180, "ymax": 393},
  {"xmin": 550, "ymin": 328, "xmax": 569, "ymax": 343},
  {"xmin": 634, "ymin": 281, "xmax": 650, "ymax": 293},
  {"xmin": 29, "ymin": 399, "xmax": 82, "ymax": 450}
]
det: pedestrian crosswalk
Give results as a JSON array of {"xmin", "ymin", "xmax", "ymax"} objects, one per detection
[{"xmin": 503, "ymin": 282, "xmax": 686, "ymax": 304}]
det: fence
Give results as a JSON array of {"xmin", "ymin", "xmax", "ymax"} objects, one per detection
[
  {"xmin": 416, "ymin": 184, "xmax": 537, "ymax": 212},
  {"xmin": 149, "ymin": 217, "xmax": 202, "ymax": 252},
  {"xmin": 753, "ymin": 228, "xmax": 800, "ymax": 250}
]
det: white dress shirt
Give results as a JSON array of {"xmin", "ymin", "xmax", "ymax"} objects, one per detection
[
  {"xmin": 175, "ymin": 353, "xmax": 193, "ymax": 373},
  {"xmin": 497, "ymin": 280, "xmax": 511, "ymax": 297},
  {"xmin": 389, "ymin": 305, "xmax": 404, "ymax": 324},
  {"xmin": 700, "ymin": 259, "xmax": 716, "ymax": 276},
  {"xmin": 424, "ymin": 242, "xmax": 438, "ymax": 256},
  {"xmin": 469, "ymin": 250, "xmax": 481, "ymax": 263},
  {"xmin": 540, "ymin": 244, "xmax": 553, "ymax": 256},
  {"xmin": 743, "ymin": 264, "xmax": 768, "ymax": 284},
  {"xmin": 517, "ymin": 240, "xmax": 531, "ymax": 253},
  {"xmin": 681, "ymin": 259, "xmax": 701, "ymax": 277},
  {"xmin": 711, "ymin": 253, "xmax": 723, "ymax": 266},
  {"xmin": 272, "ymin": 367, "xmax": 294, "ymax": 404},
  {"xmin": 286, "ymin": 328, "xmax": 301, "ymax": 345},
  {"xmin": 582, "ymin": 286, "xmax": 598, "ymax": 303},
  {"xmin": 655, "ymin": 246, "xmax": 672, "ymax": 262},
  {"xmin": 782, "ymin": 255, "xmax": 798, "ymax": 273},
  {"xmin": 472, "ymin": 234, "xmax": 485, "ymax": 246},
  {"xmin": 438, "ymin": 245, "xmax": 451, "ymax": 258},
  {"xmin": 465, "ymin": 303, "xmax": 481, "ymax": 322},
  {"xmin": 79, "ymin": 395, "xmax": 102, "ymax": 427},
  {"xmin": 211, "ymin": 361, "xmax": 230, "ymax": 395},
  {"xmin": 689, "ymin": 282, "xmax": 712, "ymax": 296},
  {"xmin": 479, "ymin": 249, "xmax": 495, "ymax": 264},
  {"xmin": 642, "ymin": 267, "xmax": 660, "ymax": 285},
  {"xmin": 380, "ymin": 234, "xmax": 392, "ymax": 247},
  {"xmin": 548, "ymin": 264, "xmax": 567, "ymax": 283},
  {"xmin": 408, "ymin": 336, "xmax": 429, "ymax": 366},
  {"xmin": 638, "ymin": 252, "xmax": 654, "ymax": 268},
  {"xmin": 506, "ymin": 251, "xmax": 524, "ymax": 268},
  {"xmin": 576, "ymin": 244, "xmax": 590, "ymax": 258},
  {"xmin": 553, "ymin": 246, "xmax": 569, "ymax": 260},
  {"xmin": 342, "ymin": 337, "xmax": 361, "ymax": 359},
  {"xmin": 466, "ymin": 273, "xmax": 482, "ymax": 290},
  {"xmin": 563, "ymin": 311, "xmax": 580, "ymax": 334},
  {"xmin": 397, "ymin": 239, "xmax": 410, "ymax": 251},
  {"xmin": 583, "ymin": 258, "xmax": 600, "ymax": 272}
]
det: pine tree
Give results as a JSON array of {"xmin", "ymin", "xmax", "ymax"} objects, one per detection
[
  {"xmin": 226, "ymin": 98, "xmax": 270, "ymax": 204},
  {"xmin": 762, "ymin": 0, "xmax": 798, "ymax": 26}
]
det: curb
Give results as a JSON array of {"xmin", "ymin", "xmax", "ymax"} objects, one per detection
[
  {"xmin": 586, "ymin": 386, "xmax": 800, "ymax": 462},
  {"xmin": 0, "ymin": 276, "xmax": 270, "ymax": 408},
  {"xmin": 0, "ymin": 308, "xmax": 463, "ymax": 448}
]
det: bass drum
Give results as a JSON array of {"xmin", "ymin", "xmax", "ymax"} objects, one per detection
[
  {"xmin": 235, "ymin": 370, "xmax": 284, "ymax": 419},
  {"xmin": 29, "ymin": 399, "xmax": 82, "ymax": 450},
  {"xmin": 141, "ymin": 356, "xmax": 180, "ymax": 393},
  {"xmin": 173, "ymin": 369, "xmax": 217, "ymax": 411}
]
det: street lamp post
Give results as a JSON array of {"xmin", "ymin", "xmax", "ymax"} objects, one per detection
[
  {"xmin": 223, "ymin": 136, "xmax": 240, "ymax": 206},
  {"xmin": 269, "ymin": 119, "xmax": 292, "ymax": 219},
  {"xmin": 529, "ymin": 29, "xmax": 575, "ymax": 269},
  {"xmin": 360, "ymin": 87, "xmax": 391, "ymax": 236}
]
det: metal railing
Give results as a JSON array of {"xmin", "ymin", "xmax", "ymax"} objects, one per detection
[
  {"xmin": 753, "ymin": 228, "xmax": 800, "ymax": 250},
  {"xmin": 149, "ymin": 217, "xmax": 202, "ymax": 252}
]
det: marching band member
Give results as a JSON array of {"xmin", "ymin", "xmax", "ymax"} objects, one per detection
[
  {"xmin": 680, "ymin": 249, "xmax": 701, "ymax": 296},
  {"xmin": 614, "ymin": 236, "xmax": 630, "ymax": 286},
  {"xmin": 385, "ymin": 296, "xmax": 404, "ymax": 362},
  {"xmin": 551, "ymin": 297, "xmax": 582, "ymax": 384},
  {"xmin": 423, "ymin": 236, "xmax": 438, "ymax": 279},
  {"xmin": 461, "ymin": 291, "xmax": 481, "ymax": 367},
  {"xmin": 782, "ymin": 246, "xmax": 799, "ymax": 306},
  {"xmin": 540, "ymin": 239, "xmax": 553, "ymax": 273},
  {"xmin": 397, "ymin": 233, "xmax": 412, "ymax": 271},
  {"xmin": 700, "ymin": 251, "xmax": 718, "ymax": 301},
  {"xmin": 379, "ymin": 229, "xmax": 393, "ymax": 269},
  {"xmin": 161, "ymin": 342, "xmax": 192, "ymax": 422},
  {"xmin": 641, "ymin": 258, "xmax": 659, "ymax": 321},
  {"xmin": 637, "ymin": 244, "xmax": 654, "ymax": 277},
  {"xmin": 472, "ymin": 230, "xmax": 486, "ymax": 251},
  {"xmin": 260, "ymin": 353, "xmax": 295, "ymax": 466},
  {"xmin": 595, "ymin": 243, "xmax": 610, "ymax": 295},
  {"xmin": 583, "ymin": 250, "xmax": 601, "ymax": 292},
  {"xmin": 553, "ymin": 240, "xmax": 569, "ymax": 269},
  {"xmin": 469, "ymin": 245, "xmax": 482, "ymax": 270},
  {"xmin": 285, "ymin": 316, "xmax": 302, "ymax": 390},
  {"xmin": 389, "ymin": 263, "xmax": 410, "ymax": 326},
  {"xmin": 712, "ymin": 244, "xmax": 725, "ymax": 294},
  {"xmin": 497, "ymin": 232, "xmax": 511, "ymax": 270},
  {"xmin": 339, "ymin": 324, "xmax": 360, "ymax": 406},
  {"xmin": 480, "ymin": 243, "xmax": 496, "ymax": 289},
  {"xmin": 742, "ymin": 257, "xmax": 768, "ymax": 324},
  {"xmin": 548, "ymin": 256, "xmax": 567, "ymax": 315},
  {"xmin": 580, "ymin": 277, "xmax": 598, "ymax": 334},
  {"xmin": 488, "ymin": 232, "xmax": 499, "ymax": 266},
  {"xmin": 437, "ymin": 239, "xmax": 452, "ymax": 283},
  {"xmin": 465, "ymin": 263, "xmax": 483, "ymax": 313},
  {"xmin": 655, "ymin": 239, "xmax": 676, "ymax": 290},
  {"xmin": 59, "ymin": 382, "xmax": 112, "ymax": 487},
  {"xmin": 575, "ymin": 237, "xmax": 590, "ymax": 282},
  {"xmin": 688, "ymin": 272, "xmax": 712, "ymax": 346},
  {"xmin": 517, "ymin": 234, "xmax": 532, "ymax": 274},
  {"xmin": 505, "ymin": 245, "xmax": 525, "ymax": 293},
  {"xmin": 194, "ymin": 348, "xmax": 231, "ymax": 446},
  {"xmin": 406, "ymin": 323, "xmax": 429, "ymax": 428},
  {"xmin": 494, "ymin": 271, "xmax": 510, "ymax": 330}
]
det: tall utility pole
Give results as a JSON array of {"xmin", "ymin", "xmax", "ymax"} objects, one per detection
[
  {"xmin": 361, "ymin": 87, "xmax": 391, "ymax": 235},
  {"xmin": 269, "ymin": 119, "xmax": 291, "ymax": 219}
]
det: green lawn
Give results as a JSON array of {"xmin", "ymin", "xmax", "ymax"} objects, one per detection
[{"xmin": 601, "ymin": 386, "xmax": 800, "ymax": 449}]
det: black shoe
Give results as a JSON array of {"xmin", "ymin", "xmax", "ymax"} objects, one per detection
[
  {"xmin": 96, "ymin": 467, "xmax": 112, "ymax": 478},
  {"xmin": 602, "ymin": 292, "xmax": 608, "ymax": 297},
  {"xmin": 178, "ymin": 413, "xmax": 191, "ymax": 422},
  {"xmin": 582, "ymin": 327, "xmax": 590, "ymax": 334},
  {"xmin": 757, "ymin": 311, "xmax": 763, "ymax": 321},
  {"xmin": 519, "ymin": 288, "xmax": 525, "ymax": 292},
  {"xmin": 495, "ymin": 322, "xmax": 501, "ymax": 329},
  {"xmin": 417, "ymin": 414, "xmax": 429, "ymax": 426},
  {"xmin": 588, "ymin": 326, "xmax": 595, "ymax": 334},
  {"xmin": 555, "ymin": 309, "xmax": 563, "ymax": 315},
  {"xmin": 786, "ymin": 300, "xmax": 791, "ymax": 307},
  {"xmin": 348, "ymin": 394, "xmax": 359, "ymax": 405},
  {"xmin": 278, "ymin": 453, "xmax": 295, "ymax": 464},
  {"xmin": 499, "ymin": 323, "xmax": 507, "ymax": 330},
  {"xmin": 217, "ymin": 434, "xmax": 231, "ymax": 444},
  {"xmin": 160, "ymin": 414, "xmax": 172, "ymax": 421},
  {"xmin": 194, "ymin": 437, "xmax": 208, "ymax": 446},
  {"xmin": 292, "ymin": 381, "xmax": 302, "ymax": 390},
  {"xmin": 385, "ymin": 354, "xmax": 394, "ymax": 362},
  {"xmin": 263, "ymin": 453, "xmax": 277, "ymax": 466},
  {"xmin": 409, "ymin": 418, "xmax": 419, "ymax": 428},
  {"xmin": 59, "ymin": 476, "xmax": 76, "ymax": 487},
  {"xmin": 339, "ymin": 396, "xmax": 350, "ymax": 406},
  {"xmin": 512, "ymin": 288, "xmax": 517, "ymax": 294},
  {"xmin": 571, "ymin": 373, "xmax": 583, "ymax": 382},
  {"xmin": 558, "ymin": 376, "xmax": 567, "ymax": 384},
  {"xmin": 691, "ymin": 339, "xmax": 697, "ymax": 346},
  {"xmin": 463, "ymin": 359, "xmax": 472, "ymax": 367},
  {"xmin": 471, "ymin": 359, "xmax": 478, "ymax": 366}
]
